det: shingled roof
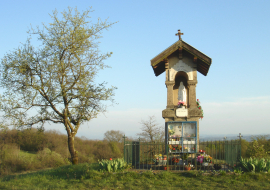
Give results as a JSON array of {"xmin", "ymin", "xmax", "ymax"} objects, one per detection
[{"xmin": 151, "ymin": 40, "xmax": 212, "ymax": 76}]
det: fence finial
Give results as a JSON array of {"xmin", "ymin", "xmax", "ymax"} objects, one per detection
[{"xmin": 237, "ymin": 133, "xmax": 243, "ymax": 140}]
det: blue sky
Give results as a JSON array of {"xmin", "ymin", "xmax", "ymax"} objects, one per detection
[{"xmin": 0, "ymin": 1, "xmax": 270, "ymax": 139}]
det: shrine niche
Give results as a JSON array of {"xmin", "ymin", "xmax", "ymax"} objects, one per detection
[{"xmin": 150, "ymin": 30, "xmax": 212, "ymax": 153}]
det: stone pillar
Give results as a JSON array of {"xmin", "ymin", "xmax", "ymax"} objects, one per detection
[
  {"xmin": 165, "ymin": 81, "xmax": 175, "ymax": 109},
  {"xmin": 187, "ymin": 81, "xmax": 197, "ymax": 108}
]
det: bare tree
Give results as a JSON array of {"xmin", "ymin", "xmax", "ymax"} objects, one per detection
[{"xmin": 137, "ymin": 116, "xmax": 164, "ymax": 143}]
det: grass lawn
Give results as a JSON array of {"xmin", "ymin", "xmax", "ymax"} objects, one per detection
[{"xmin": 0, "ymin": 163, "xmax": 270, "ymax": 190}]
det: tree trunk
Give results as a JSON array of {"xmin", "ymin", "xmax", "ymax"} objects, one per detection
[{"xmin": 68, "ymin": 133, "xmax": 78, "ymax": 165}]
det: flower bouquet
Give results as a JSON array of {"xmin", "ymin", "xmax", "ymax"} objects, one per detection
[
  {"xmin": 171, "ymin": 157, "xmax": 180, "ymax": 164},
  {"xmin": 196, "ymin": 99, "xmax": 204, "ymax": 119},
  {"xmin": 168, "ymin": 129, "xmax": 175, "ymax": 136},
  {"xmin": 204, "ymin": 155, "xmax": 212, "ymax": 163},
  {"xmin": 197, "ymin": 154, "xmax": 212, "ymax": 166},
  {"xmin": 169, "ymin": 145, "xmax": 181, "ymax": 152},
  {"xmin": 178, "ymin": 100, "xmax": 187, "ymax": 108}
]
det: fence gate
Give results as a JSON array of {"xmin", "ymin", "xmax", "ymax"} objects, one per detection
[
  {"xmin": 224, "ymin": 140, "xmax": 241, "ymax": 167},
  {"xmin": 124, "ymin": 141, "xmax": 140, "ymax": 167}
]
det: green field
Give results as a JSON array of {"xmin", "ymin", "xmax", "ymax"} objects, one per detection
[{"xmin": 1, "ymin": 163, "xmax": 270, "ymax": 190}]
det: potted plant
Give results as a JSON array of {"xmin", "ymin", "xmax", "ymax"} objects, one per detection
[
  {"xmin": 171, "ymin": 157, "xmax": 180, "ymax": 164},
  {"xmin": 184, "ymin": 163, "xmax": 192, "ymax": 171},
  {"xmin": 163, "ymin": 166, "xmax": 169, "ymax": 171}
]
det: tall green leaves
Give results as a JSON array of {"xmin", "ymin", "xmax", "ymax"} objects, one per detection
[
  {"xmin": 98, "ymin": 158, "xmax": 128, "ymax": 172},
  {"xmin": 239, "ymin": 157, "xmax": 270, "ymax": 173}
]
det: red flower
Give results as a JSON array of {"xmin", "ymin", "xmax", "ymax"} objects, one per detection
[
  {"xmin": 173, "ymin": 148, "xmax": 175, "ymax": 150},
  {"xmin": 110, "ymin": 158, "xmax": 112, "ymax": 160}
]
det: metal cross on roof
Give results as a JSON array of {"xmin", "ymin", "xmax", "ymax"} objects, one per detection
[{"xmin": 175, "ymin": 29, "xmax": 184, "ymax": 40}]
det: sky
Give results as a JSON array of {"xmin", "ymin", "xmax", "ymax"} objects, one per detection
[{"xmin": 0, "ymin": 0, "xmax": 270, "ymax": 140}]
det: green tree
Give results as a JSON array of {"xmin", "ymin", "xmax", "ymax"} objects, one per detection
[
  {"xmin": 0, "ymin": 7, "xmax": 116, "ymax": 164},
  {"xmin": 104, "ymin": 130, "xmax": 125, "ymax": 143}
]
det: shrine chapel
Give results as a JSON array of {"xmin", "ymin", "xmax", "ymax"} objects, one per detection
[{"xmin": 151, "ymin": 30, "xmax": 212, "ymax": 152}]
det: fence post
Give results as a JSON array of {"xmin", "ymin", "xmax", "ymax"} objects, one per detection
[
  {"xmin": 237, "ymin": 133, "xmax": 242, "ymax": 160},
  {"xmin": 123, "ymin": 135, "xmax": 126, "ymax": 161},
  {"xmin": 138, "ymin": 137, "xmax": 141, "ymax": 170}
]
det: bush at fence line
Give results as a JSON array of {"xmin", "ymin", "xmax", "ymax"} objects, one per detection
[
  {"xmin": 98, "ymin": 158, "xmax": 128, "ymax": 172},
  {"xmin": 239, "ymin": 157, "xmax": 270, "ymax": 173},
  {"xmin": 246, "ymin": 140, "xmax": 268, "ymax": 159}
]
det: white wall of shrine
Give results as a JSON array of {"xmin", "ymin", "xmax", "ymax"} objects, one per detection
[{"xmin": 167, "ymin": 57, "xmax": 197, "ymax": 82}]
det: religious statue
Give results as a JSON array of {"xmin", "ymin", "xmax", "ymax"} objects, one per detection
[{"xmin": 178, "ymin": 82, "xmax": 187, "ymax": 103}]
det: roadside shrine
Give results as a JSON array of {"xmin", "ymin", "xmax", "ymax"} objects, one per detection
[
  {"xmin": 150, "ymin": 30, "xmax": 212, "ymax": 154},
  {"xmin": 124, "ymin": 31, "xmax": 240, "ymax": 171}
]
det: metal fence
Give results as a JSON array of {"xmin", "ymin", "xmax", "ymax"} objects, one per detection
[{"xmin": 123, "ymin": 138, "xmax": 241, "ymax": 171}]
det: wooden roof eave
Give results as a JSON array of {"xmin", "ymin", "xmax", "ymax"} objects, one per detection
[{"xmin": 151, "ymin": 40, "xmax": 212, "ymax": 77}]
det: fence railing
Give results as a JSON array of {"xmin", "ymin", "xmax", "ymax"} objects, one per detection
[{"xmin": 123, "ymin": 138, "xmax": 241, "ymax": 171}]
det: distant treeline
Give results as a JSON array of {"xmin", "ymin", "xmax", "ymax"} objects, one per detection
[{"xmin": 200, "ymin": 135, "xmax": 270, "ymax": 142}]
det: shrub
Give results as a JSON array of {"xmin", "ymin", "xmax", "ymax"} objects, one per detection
[
  {"xmin": 36, "ymin": 148, "xmax": 71, "ymax": 168},
  {"xmin": 0, "ymin": 143, "xmax": 31, "ymax": 175},
  {"xmin": 44, "ymin": 130, "xmax": 70, "ymax": 159},
  {"xmin": 246, "ymin": 140, "xmax": 268, "ymax": 159},
  {"xmin": 17, "ymin": 128, "xmax": 47, "ymax": 151}
]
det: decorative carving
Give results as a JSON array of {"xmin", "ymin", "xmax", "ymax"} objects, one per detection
[
  {"xmin": 169, "ymin": 60, "xmax": 194, "ymax": 81},
  {"xmin": 165, "ymin": 81, "xmax": 175, "ymax": 87},
  {"xmin": 178, "ymin": 47, "xmax": 183, "ymax": 59},
  {"xmin": 193, "ymin": 56, "xmax": 197, "ymax": 63},
  {"xmin": 187, "ymin": 81, "xmax": 197, "ymax": 87},
  {"xmin": 164, "ymin": 59, "xmax": 169, "ymax": 69}
]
